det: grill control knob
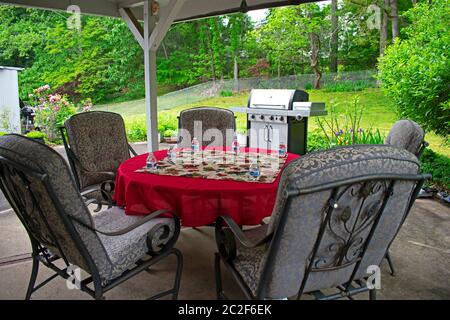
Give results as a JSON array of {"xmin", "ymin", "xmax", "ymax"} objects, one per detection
[
  {"xmin": 280, "ymin": 116, "xmax": 284, "ymax": 121},
  {"xmin": 251, "ymin": 114, "xmax": 256, "ymax": 120},
  {"xmin": 260, "ymin": 115, "xmax": 265, "ymax": 120},
  {"xmin": 269, "ymin": 116, "xmax": 274, "ymax": 121}
]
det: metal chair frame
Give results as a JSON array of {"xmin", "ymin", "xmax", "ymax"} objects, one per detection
[
  {"xmin": 58, "ymin": 115, "xmax": 137, "ymax": 210},
  {"xmin": 0, "ymin": 150, "xmax": 182, "ymax": 300}
]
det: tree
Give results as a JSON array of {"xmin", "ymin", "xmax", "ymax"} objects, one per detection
[
  {"xmin": 378, "ymin": 0, "xmax": 450, "ymax": 137},
  {"xmin": 390, "ymin": 0, "xmax": 400, "ymax": 39},
  {"xmin": 330, "ymin": 0, "xmax": 339, "ymax": 72},
  {"xmin": 379, "ymin": 0, "xmax": 390, "ymax": 56},
  {"xmin": 228, "ymin": 13, "xmax": 251, "ymax": 89}
]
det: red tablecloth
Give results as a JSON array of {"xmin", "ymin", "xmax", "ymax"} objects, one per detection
[{"xmin": 113, "ymin": 148, "xmax": 299, "ymax": 227}]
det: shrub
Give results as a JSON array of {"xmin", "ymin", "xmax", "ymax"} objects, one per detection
[
  {"xmin": 220, "ymin": 90, "xmax": 233, "ymax": 97},
  {"xmin": 378, "ymin": 0, "xmax": 450, "ymax": 137},
  {"xmin": 25, "ymin": 131, "xmax": 47, "ymax": 139},
  {"xmin": 126, "ymin": 119, "xmax": 147, "ymax": 142},
  {"xmin": 0, "ymin": 132, "xmax": 6, "ymax": 136},
  {"xmin": 419, "ymin": 148, "xmax": 450, "ymax": 192},
  {"xmin": 163, "ymin": 129, "xmax": 177, "ymax": 138},
  {"xmin": 323, "ymin": 80, "xmax": 375, "ymax": 93},
  {"xmin": 307, "ymin": 130, "xmax": 330, "ymax": 152},
  {"xmin": 304, "ymin": 83, "xmax": 314, "ymax": 90},
  {"xmin": 158, "ymin": 112, "xmax": 178, "ymax": 133}
]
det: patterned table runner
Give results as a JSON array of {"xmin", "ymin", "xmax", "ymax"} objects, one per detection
[{"xmin": 135, "ymin": 149, "xmax": 288, "ymax": 183}]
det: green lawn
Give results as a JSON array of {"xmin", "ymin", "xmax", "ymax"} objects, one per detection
[{"xmin": 95, "ymin": 88, "xmax": 449, "ymax": 157}]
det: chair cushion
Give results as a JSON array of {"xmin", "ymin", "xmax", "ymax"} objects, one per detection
[
  {"xmin": 385, "ymin": 119, "xmax": 425, "ymax": 156},
  {"xmin": 232, "ymin": 224, "xmax": 268, "ymax": 296},
  {"xmin": 92, "ymin": 207, "xmax": 175, "ymax": 281},
  {"xmin": 65, "ymin": 111, "xmax": 130, "ymax": 189}
]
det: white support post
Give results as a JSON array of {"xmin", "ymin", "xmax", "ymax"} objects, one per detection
[
  {"xmin": 120, "ymin": 0, "xmax": 182, "ymax": 152},
  {"xmin": 143, "ymin": 0, "xmax": 158, "ymax": 152}
]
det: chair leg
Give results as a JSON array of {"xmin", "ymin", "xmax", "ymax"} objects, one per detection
[
  {"xmin": 215, "ymin": 253, "xmax": 224, "ymax": 300},
  {"xmin": 385, "ymin": 251, "xmax": 396, "ymax": 276},
  {"xmin": 25, "ymin": 256, "xmax": 39, "ymax": 300},
  {"xmin": 171, "ymin": 249, "xmax": 183, "ymax": 300},
  {"xmin": 369, "ymin": 289, "xmax": 377, "ymax": 300}
]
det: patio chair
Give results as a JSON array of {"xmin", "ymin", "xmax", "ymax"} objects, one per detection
[
  {"xmin": 59, "ymin": 111, "xmax": 137, "ymax": 211},
  {"xmin": 214, "ymin": 145, "xmax": 429, "ymax": 300},
  {"xmin": 177, "ymin": 107, "xmax": 236, "ymax": 148},
  {"xmin": 386, "ymin": 119, "xmax": 428, "ymax": 157},
  {"xmin": 384, "ymin": 119, "xmax": 428, "ymax": 275},
  {"xmin": 0, "ymin": 134, "xmax": 182, "ymax": 300}
]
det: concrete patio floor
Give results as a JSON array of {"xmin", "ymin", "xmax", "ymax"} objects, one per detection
[{"xmin": 0, "ymin": 142, "xmax": 449, "ymax": 300}]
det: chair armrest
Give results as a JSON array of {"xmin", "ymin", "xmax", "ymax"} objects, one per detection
[
  {"xmin": 80, "ymin": 179, "xmax": 114, "ymax": 197},
  {"xmin": 71, "ymin": 209, "xmax": 179, "ymax": 236},
  {"xmin": 215, "ymin": 215, "xmax": 272, "ymax": 261},
  {"xmin": 81, "ymin": 179, "xmax": 115, "ymax": 210},
  {"xmin": 217, "ymin": 215, "xmax": 271, "ymax": 248}
]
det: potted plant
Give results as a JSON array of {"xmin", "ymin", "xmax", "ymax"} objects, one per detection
[
  {"xmin": 25, "ymin": 130, "xmax": 47, "ymax": 144},
  {"xmin": 163, "ymin": 129, "xmax": 178, "ymax": 144}
]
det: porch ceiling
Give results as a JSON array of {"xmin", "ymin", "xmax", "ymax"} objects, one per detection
[{"xmin": 0, "ymin": 0, "xmax": 318, "ymax": 22}]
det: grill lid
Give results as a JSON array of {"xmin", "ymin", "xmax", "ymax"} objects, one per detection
[{"xmin": 248, "ymin": 89, "xmax": 307, "ymax": 110}]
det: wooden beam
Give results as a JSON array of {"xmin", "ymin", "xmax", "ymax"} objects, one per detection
[
  {"xmin": 119, "ymin": 7, "xmax": 144, "ymax": 49},
  {"xmin": 148, "ymin": 0, "xmax": 185, "ymax": 52}
]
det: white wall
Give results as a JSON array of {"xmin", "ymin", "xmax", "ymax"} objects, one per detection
[{"xmin": 0, "ymin": 69, "xmax": 21, "ymax": 133}]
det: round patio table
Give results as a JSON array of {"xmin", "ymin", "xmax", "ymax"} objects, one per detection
[{"xmin": 113, "ymin": 147, "xmax": 299, "ymax": 227}]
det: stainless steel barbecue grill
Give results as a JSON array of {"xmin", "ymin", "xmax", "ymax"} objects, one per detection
[{"xmin": 232, "ymin": 89, "xmax": 327, "ymax": 155}]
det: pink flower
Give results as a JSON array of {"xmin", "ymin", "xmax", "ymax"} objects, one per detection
[
  {"xmin": 36, "ymin": 84, "xmax": 50, "ymax": 93},
  {"xmin": 49, "ymin": 94, "xmax": 61, "ymax": 103},
  {"xmin": 52, "ymin": 106, "xmax": 60, "ymax": 112}
]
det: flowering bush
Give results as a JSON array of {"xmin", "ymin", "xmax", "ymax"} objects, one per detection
[
  {"xmin": 315, "ymin": 97, "xmax": 385, "ymax": 149},
  {"xmin": 28, "ymin": 85, "xmax": 77, "ymax": 142}
]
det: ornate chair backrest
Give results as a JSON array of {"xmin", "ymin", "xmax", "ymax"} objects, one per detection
[
  {"xmin": 63, "ymin": 111, "xmax": 131, "ymax": 190},
  {"xmin": 178, "ymin": 107, "xmax": 236, "ymax": 148},
  {"xmin": 0, "ymin": 135, "xmax": 111, "ymax": 281},
  {"xmin": 385, "ymin": 119, "xmax": 426, "ymax": 157},
  {"xmin": 258, "ymin": 145, "xmax": 427, "ymax": 299}
]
